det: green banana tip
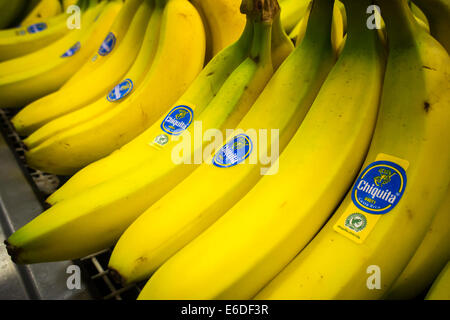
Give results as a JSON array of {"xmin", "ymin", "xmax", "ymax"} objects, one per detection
[
  {"xmin": 240, "ymin": 0, "xmax": 280, "ymax": 23},
  {"xmin": 4, "ymin": 240, "xmax": 21, "ymax": 264}
]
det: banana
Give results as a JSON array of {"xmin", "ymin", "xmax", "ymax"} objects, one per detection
[
  {"xmin": 44, "ymin": 0, "xmax": 293, "ymax": 204},
  {"xmin": 137, "ymin": 0, "xmax": 386, "ymax": 300},
  {"xmin": 20, "ymin": 0, "xmax": 63, "ymax": 27},
  {"xmin": 63, "ymin": 0, "xmax": 80, "ymax": 10},
  {"xmin": 24, "ymin": 0, "xmax": 205, "ymax": 174},
  {"xmin": 190, "ymin": 0, "xmax": 246, "ymax": 61},
  {"xmin": 24, "ymin": 0, "xmax": 163, "ymax": 148},
  {"xmin": 0, "ymin": 0, "xmax": 87, "ymax": 62},
  {"xmin": 0, "ymin": 1, "xmax": 122, "ymax": 108},
  {"xmin": 425, "ymin": 261, "xmax": 450, "ymax": 300},
  {"xmin": 0, "ymin": 0, "xmax": 26, "ymax": 29},
  {"xmin": 408, "ymin": 0, "xmax": 430, "ymax": 32},
  {"xmin": 5, "ymin": 0, "xmax": 275, "ymax": 264},
  {"xmin": 278, "ymin": 0, "xmax": 310, "ymax": 33},
  {"xmin": 413, "ymin": 0, "xmax": 450, "ymax": 52},
  {"xmin": 386, "ymin": 187, "xmax": 450, "ymax": 299},
  {"xmin": 61, "ymin": 0, "xmax": 144, "ymax": 89},
  {"xmin": 255, "ymin": 0, "xmax": 450, "ymax": 300},
  {"xmin": 109, "ymin": 0, "xmax": 336, "ymax": 286},
  {"xmin": 270, "ymin": 5, "xmax": 294, "ymax": 71},
  {"xmin": 12, "ymin": 0, "xmax": 151, "ymax": 136}
]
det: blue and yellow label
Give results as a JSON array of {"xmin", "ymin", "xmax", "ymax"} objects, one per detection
[
  {"xmin": 98, "ymin": 32, "xmax": 116, "ymax": 56},
  {"xmin": 61, "ymin": 42, "xmax": 81, "ymax": 58},
  {"xmin": 334, "ymin": 154, "xmax": 409, "ymax": 244},
  {"xmin": 27, "ymin": 23, "xmax": 47, "ymax": 34},
  {"xmin": 213, "ymin": 134, "xmax": 253, "ymax": 168},
  {"xmin": 107, "ymin": 79, "xmax": 133, "ymax": 102},
  {"xmin": 160, "ymin": 105, "xmax": 194, "ymax": 136}
]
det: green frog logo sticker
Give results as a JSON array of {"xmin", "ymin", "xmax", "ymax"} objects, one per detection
[{"xmin": 345, "ymin": 213, "xmax": 367, "ymax": 232}]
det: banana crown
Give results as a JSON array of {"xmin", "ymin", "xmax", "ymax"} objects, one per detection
[{"xmin": 240, "ymin": 0, "xmax": 280, "ymax": 23}]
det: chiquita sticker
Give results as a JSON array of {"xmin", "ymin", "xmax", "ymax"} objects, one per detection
[
  {"xmin": 27, "ymin": 23, "xmax": 47, "ymax": 34},
  {"xmin": 98, "ymin": 32, "xmax": 116, "ymax": 56},
  {"xmin": 107, "ymin": 79, "xmax": 133, "ymax": 102},
  {"xmin": 61, "ymin": 42, "xmax": 81, "ymax": 58},
  {"xmin": 213, "ymin": 134, "xmax": 253, "ymax": 168},
  {"xmin": 160, "ymin": 105, "xmax": 194, "ymax": 135},
  {"xmin": 333, "ymin": 153, "xmax": 409, "ymax": 244},
  {"xmin": 351, "ymin": 160, "xmax": 407, "ymax": 215}
]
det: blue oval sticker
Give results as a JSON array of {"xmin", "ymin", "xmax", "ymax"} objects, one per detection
[
  {"xmin": 107, "ymin": 79, "xmax": 134, "ymax": 102},
  {"xmin": 61, "ymin": 42, "xmax": 81, "ymax": 58},
  {"xmin": 98, "ymin": 32, "xmax": 116, "ymax": 56},
  {"xmin": 160, "ymin": 105, "xmax": 194, "ymax": 136},
  {"xmin": 351, "ymin": 160, "xmax": 407, "ymax": 215},
  {"xmin": 213, "ymin": 134, "xmax": 253, "ymax": 168},
  {"xmin": 27, "ymin": 23, "xmax": 47, "ymax": 34}
]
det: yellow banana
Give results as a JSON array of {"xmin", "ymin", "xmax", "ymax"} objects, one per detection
[
  {"xmin": 408, "ymin": 0, "xmax": 430, "ymax": 32},
  {"xmin": 44, "ymin": 0, "xmax": 293, "ymax": 204},
  {"xmin": 5, "ymin": 0, "xmax": 275, "ymax": 264},
  {"xmin": 279, "ymin": 0, "xmax": 310, "ymax": 33},
  {"xmin": 0, "ymin": 0, "xmax": 87, "ymax": 62},
  {"xmin": 63, "ymin": 0, "xmax": 80, "ymax": 10},
  {"xmin": 24, "ymin": 0, "xmax": 163, "ymax": 148},
  {"xmin": 13, "ymin": 0, "xmax": 152, "ymax": 136},
  {"xmin": 62, "ymin": 0, "xmax": 144, "ymax": 89},
  {"xmin": 20, "ymin": 0, "xmax": 63, "ymax": 27},
  {"xmin": 24, "ymin": 0, "xmax": 205, "ymax": 174},
  {"xmin": 270, "ymin": 7, "xmax": 294, "ymax": 71},
  {"xmin": 109, "ymin": 0, "xmax": 336, "ymax": 286},
  {"xmin": 255, "ymin": 0, "xmax": 450, "ymax": 300},
  {"xmin": 137, "ymin": 0, "xmax": 386, "ymax": 300},
  {"xmin": 190, "ymin": 0, "xmax": 246, "ymax": 61},
  {"xmin": 425, "ymin": 261, "xmax": 450, "ymax": 300},
  {"xmin": 413, "ymin": 0, "xmax": 450, "ymax": 52},
  {"xmin": 0, "ymin": 1, "xmax": 122, "ymax": 108},
  {"xmin": 387, "ymin": 187, "xmax": 450, "ymax": 299}
]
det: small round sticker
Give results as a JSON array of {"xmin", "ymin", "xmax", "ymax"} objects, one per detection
[
  {"xmin": 160, "ymin": 105, "xmax": 194, "ymax": 136},
  {"xmin": 61, "ymin": 42, "xmax": 81, "ymax": 58},
  {"xmin": 213, "ymin": 134, "xmax": 253, "ymax": 168},
  {"xmin": 345, "ymin": 213, "xmax": 367, "ymax": 233},
  {"xmin": 107, "ymin": 79, "xmax": 134, "ymax": 102},
  {"xmin": 98, "ymin": 32, "xmax": 116, "ymax": 56},
  {"xmin": 27, "ymin": 23, "xmax": 47, "ymax": 34},
  {"xmin": 352, "ymin": 160, "xmax": 407, "ymax": 215}
]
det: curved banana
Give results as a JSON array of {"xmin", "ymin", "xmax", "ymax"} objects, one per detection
[
  {"xmin": 0, "ymin": 0, "xmax": 87, "ymax": 62},
  {"xmin": 45, "ymin": 0, "xmax": 293, "ymax": 204},
  {"xmin": 413, "ymin": 0, "xmax": 450, "ymax": 52},
  {"xmin": 408, "ymin": 0, "xmax": 430, "ymax": 32},
  {"xmin": 20, "ymin": 0, "xmax": 63, "ymax": 27},
  {"xmin": 255, "ymin": 0, "xmax": 450, "ymax": 300},
  {"xmin": 137, "ymin": 0, "xmax": 386, "ymax": 300},
  {"xmin": 191, "ymin": 0, "xmax": 246, "ymax": 61},
  {"xmin": 270, "ymin": 7, "xmax": 294, "ymax": 71},
  {"xmin": 387, "ymin": 187, "xmax": 450, "ymax": 299},
  {"xmin": 0, "ymin": 0, "xmax": 26, "ymax": 29},
  {"xmin": 61, "ymin": 0, "xmax": 144, "ymax": 89},
  {"xmin": 109, "ymin": 0, "xmax": 336, "ymax": 286},
  {"xmin": 13, "ymin": 0, "xmax": 152, "ymax": 136},
  {"xmin": 0, "ymin": 1, "xmax": 122, "ymax": 108},
  {"xmin": 5, "ymin": 0, "xmax": 275, "ymax": 264},
  {"xmin": 279, "ymin": 0, "xmax": 311, "ymax": 33},
  {"xmin": 24, "ymin": 0, "xmax": 205, "ymax": 174},
  {"xmin": 425, "ymin": 261, "xmax": 450, "ymax": 300},
  {"xmin": 24, "ymin": 0, "xmax": 163, "ymax": 148}
]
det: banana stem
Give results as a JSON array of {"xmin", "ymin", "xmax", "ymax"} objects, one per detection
[
  {"xmin": 249, "ymin": 20, "xmax": 273, "ymax": 66},
  {"xmin": 376, "ymin": 0, "xmax": 421, "ymax": 47}
]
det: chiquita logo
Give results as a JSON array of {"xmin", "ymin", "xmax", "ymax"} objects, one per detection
[
  {"xmin": 61, "ymin": 42, "xmax": 81, "ymax": 58},
  {"xmin": 106, "ymin": 79, "xmax": 133, "ymax": 102},
  {"xmin": 98, "ymin": 32, "xmax": 116, "ymax": 56},
  {"xmin": 27, "ymin": 23, "xmax": 47, "ymax": 34},
  {"xmin": 351, "ymin": 160, "xmax": 407, "ymax": 215},
  {"xmin": 213, "ymin": 134, "xmax": 253, "ymax": 168},
  {"xmin": 160, "ymin": 105, "xmax": 194, "ymax": 135}
]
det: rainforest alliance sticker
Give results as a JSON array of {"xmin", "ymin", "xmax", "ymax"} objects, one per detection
[
  {"xmin": 27, "ymin": 23, "xmax": 47, "ymax": 34},
  {"xmin": 107, "ymin": 79, "xmax": 133, "ymax": 102},
  {"xmin": 98, "ymin": 32, "xmax": 116, "ymax": 56},
  {"xmin": 352, "ymin": 160, "xmax": 407, "ymax": 215},
  {"xmin": 160, "ymin": 105, "xmax": 194, "ymax": 136},
  {"xmin": 213, "ymin": 134, "xmax": 253, "ymax": 168},
  {"xmin": 333, "ymin": 154, "xmax": 410, "ymax": 244},
  {"xmin": 61, "ymin": 41, "xmax": 81, "ymax": 58}
]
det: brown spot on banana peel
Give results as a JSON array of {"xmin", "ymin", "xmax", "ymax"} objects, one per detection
[
  {"xmin": 424, "ymin": 101, "xmax": 431, "ymax": 113},
  {"xmin": 422, "ymin": 65, "xmax": 436, "ymax": 71},
  {"xmin": 108, "ymin": 267, "xmax": 126, "ymax": 286},
  {"xmin": 4, "ymin": 240, "xmax": 21, "ymax": 264}
]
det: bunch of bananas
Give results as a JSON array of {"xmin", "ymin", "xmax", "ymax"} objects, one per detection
[{"xmin": 1, "ymin": 0, "xmax": 449, "ymax": 301}]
